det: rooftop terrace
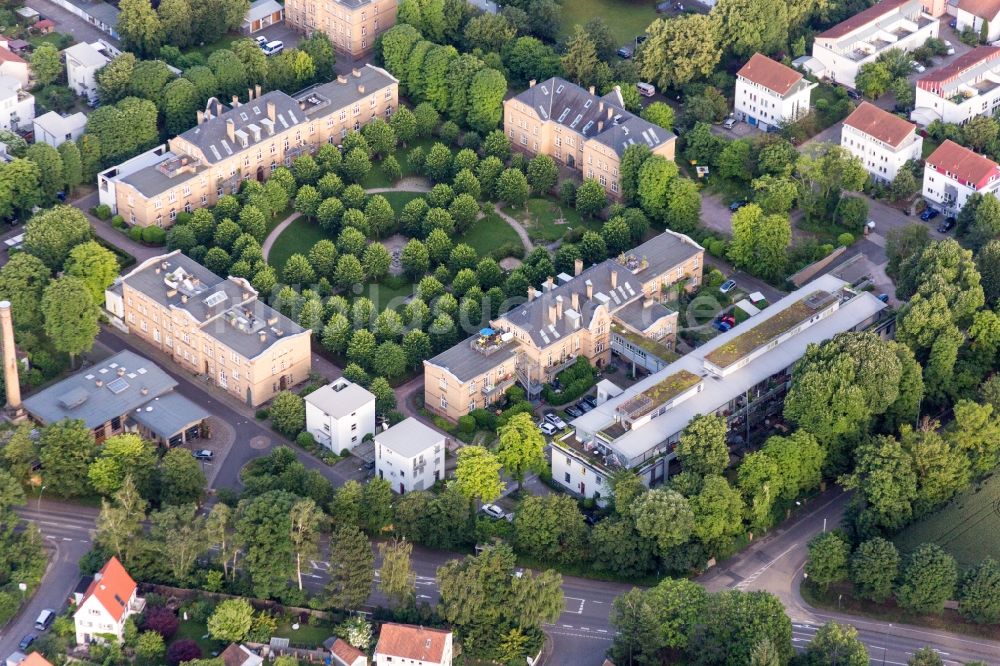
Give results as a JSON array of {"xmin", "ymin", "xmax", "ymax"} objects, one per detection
[{"xmin": 617, "ymin": 369, "xmax": 701, "ymax": 420}]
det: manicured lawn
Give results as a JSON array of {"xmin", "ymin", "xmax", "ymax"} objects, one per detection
[
  {"xmin": 175, "ymin": 618, "xmax": 225, "ymax": 656},
  {"xmin": 273, "ymin": 619, "xmax": 331, "ymax": 649},
  {"xmin": 504, "ymin": 198, "xmax": 600, "ymax": 243},
  {"xmin": 894, "ymin": 472, "xmax": 1000, "ymax": 570},
  {"xmin": 185, "ymin": 33, "xmax": 242, "ymax": 59},
  {"xmin": 460, "ymin": 212, "xmax": 522, "ymax": 257},
  {"xmin": 380, "ymin": 190, "xmax": 425, "ymax": 215},
  {"xmin": 922, "ymin": 137, "xmax": 941, "ymax": 159},
  {"xmin": 364, "ymin": 137, "xmax": 455, "ymax": 189},
  {"xmin": 267, "ymin": 215, "xmax": 325, "ymax": 270},
  {"xmin": 558, "ymin": 0, "xmax": 657, "ymax": 45},
  {"xmin": 357, "ymin": 275, "xmax": 414, "ymax": 312},
  {"xmin": 28, "ymin": 32, "xmax": 73, "ymax": 49}
]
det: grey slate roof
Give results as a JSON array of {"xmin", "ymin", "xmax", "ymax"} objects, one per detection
[
  {"xmin": 425, "ymin": 335, "xmax": 518, "ymax": 382},
  {"xmin": 63, "ymin": 41, "xmax": 110, "ymax": 68},
  {"xmin": 509, "ymin": 77, "xmax": 675, "ymax": 157},
  {"xmin": 622, "ymin": 230, "xmax": 703, "ymax": 282},
  {"xmin": 120, "ymin": 151, "xmax": 209, "ymax": 197},
  {"xmin": 121, "ymin": 251, "xmax": 307, "ymax": 359},
  {"xmin": 295, "ymin": 66, "xmax": 397, "ymax": 119},
  {"xmin": 23, "ymin": 350, "xmax": 179, "ymax": 429},
  {"xmin": 613, "ymin": 299, "xmax": 674, "ymax": 332},
  {"xmin": 377, "ymin": 417, "xmax": 446, "ymax": 458},
  {"xmin": 128, "ymin": 391, "xmax": 209, "ymax": 440}
]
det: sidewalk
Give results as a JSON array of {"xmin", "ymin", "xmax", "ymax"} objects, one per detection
[{"xmin": 73, "ymin": 191, "xmax": 162, "ymax": 263}]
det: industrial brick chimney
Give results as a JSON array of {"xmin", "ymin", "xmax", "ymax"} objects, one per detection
[{"xmin": 0, "ymin": 301, "xmax": 24, "ymax": 421}]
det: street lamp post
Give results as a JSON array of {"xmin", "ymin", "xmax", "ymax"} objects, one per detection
[
  {"xmin": 17, "ymin": 582, "xmax": 26, "ymax": 602},
  {"xmin": 37, "ymin": 484, "xmax": 45, "ymax": 511}
]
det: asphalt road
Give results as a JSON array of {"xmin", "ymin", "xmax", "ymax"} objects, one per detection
[{"xmin": 0, "ymin": 501, "xmax": 95, "ymax": 660}]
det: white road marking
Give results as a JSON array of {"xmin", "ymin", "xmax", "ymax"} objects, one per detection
[
  {"xmin": 563, "ymin": 596, "xmax": 586, "ymax": 614},
  {"xmin": 734, "ymin": 542, "xmax": 798, "ymax": 591}
]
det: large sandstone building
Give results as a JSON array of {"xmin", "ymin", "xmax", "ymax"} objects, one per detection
[{"xmin": 285, "ymin": 0, "xmax": 396, "ymax": 58}]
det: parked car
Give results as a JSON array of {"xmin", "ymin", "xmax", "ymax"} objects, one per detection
[
  {"xmin": 617, "ymin": 46, "xmax": 633, "ymax": 58},
  {"xmin": 254, "ymin": 35, "xmax": 267, "ymax": 47},
  {"xmin": 656, "ymin": 0, "xmax": 671, "ymax": 11},
  {"xmin": 729, "ymin": 200, "xmax": 747, "ymax": 212},
  {"xmin": 481, "ymin": 504, "xmax": 506, "ymax": 520},
  {"xmin": 715, "ymin": 313, "xmax": 736, "ymax": 332},
  {"xmin": 877, "ymin": 293, "xmax": 890, "ymax": 303},
  {"xmin": 538, "ymin": 421, "xmax": 558, "ymax": 436},
  {"xmin": 723, "ymin": 117, "xmax": 738, "ymax": 130},
  {"xmin": 911, "ymin": 61, "xmax": 926, "ymax": 73},
  {"xmin": 192, "ymin": 449, "xmax": 214, "ymax": 460},
  {"xmin": 920, "ymin": 207, "xmax": 940, "ymax": 221},
  {"xmin": 261, "ymin": 40, "xmax": 284, "ymax": 56},
  {"xmin": 34, "ymin": 609, "xmax": 55, "ymax": 631},
  {"xmin": 543, "ymin": 411, "xmax": 567, "ymax": 430},
  {"xmin": 944, "ymin": 40, "xmax": 956, "ymax": 55},
  {"xmin": 577, "ymin": 400, "xmax": 594, "ymax": 413},
  {"xmin": 581, "ymin": 395, "xmax": 598, "ymax": 409},
  {"xmin": 846, "ymin": 88, "xmax": 862, "ymax": 100},
  {"xmin": 564, "ymin": 403, "xmax": 584, "ymax": 418},
  {"xmin": 18, "ymin": 635, "xmax": 36, "ymax": 651},
  {"xmin": 636, "ymin": 34, "xmax": 648, "ymax": 44},
  {"xmin": 719, "ymin": 279, "xmax": 737, "ymax": 294},
  {"xmin": 938, "ymin": 216, "xmax": 956, "ymax": 233},
  {"xmin": 637, "ymin": 82, "xmax": 655, "ymax": 97},
  {"xmin": 950, "ymin": 18, "xmax": 958, "ymax": 28}
]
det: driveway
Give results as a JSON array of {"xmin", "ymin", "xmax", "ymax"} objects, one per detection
[
  {"xmin": 701, "ymin": 191, "xmax": 737, "ymax": 236},
  {"xmin": 25, "ymin": 0, "xmax": 117, "ymax": 46},
  {"xmin": 254, "ymin": 22, "xmax": 301, "ymax": 50}
]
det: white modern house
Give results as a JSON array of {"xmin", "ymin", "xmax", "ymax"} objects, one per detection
[
  {"xmin": 553, "ymin": 275, "xmax": 889, "ymax": 500},
  {"xmin": 811, "ymin": 0, "xmax": 939, "ymax": 88},
  {"xmin": 0, "ymin": 37, "xmax": 29, "ymax": 88},
  {"xmin": 33, "ymin": 111, "xmax": 87, "ymax": 147},
  {"xmin": 923, "ymin": 139, "xmax": 1000, "ymax": 212},
  {"xmin": 734, "ymin": 53, "xmax": 816, "ymax": 131},
  {"xmin": 841, "ymin": 101, "xmax": 923, "ymax": 184},
  {"xmin": 374, "ymin": 624, "xmax": 453, "ymax": 666},
  {"xmin": 0, "ymin": 76, "xmax": 33, "ymax": 133},
  {"xmin": 304, "ymin": 378, "xmax": 376, "ymax": 453},
  {"xmin": 955, "ymin": 0, "xmax": 1000, "ymax": 43},
  {"xmin": 74, "ymin": 557, "xmax": 145, "ymax": 645},
  {"xmin": 64, "ymin": 41, "xmax": 111, "ymax": 104},
  {"xmin": 912, "ymin": 46, "xmax": 1000, "ymax": 126},
  {"xmin": 375, "ymin": 417, "xmax": 446, "ymax": 494}
]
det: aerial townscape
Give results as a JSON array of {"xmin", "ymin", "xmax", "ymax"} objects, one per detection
[{"xmin": 3, "ymin": 0, "xmax": 1000, "ymax": 664}]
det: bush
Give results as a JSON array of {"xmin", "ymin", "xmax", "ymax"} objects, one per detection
[
  {"xmin": 255, "ymin": 408, "xmax": 269, "ymax": 420},
  {"xmin": 462, "ymin": 131, "xmax": 481, "ymax": 150},
  {"xmin": 166, "ymin": 639, "xmax": 201, "ymax": 666},
  {"xmin": 439, "ymin": 121, "xmax": 461, "ymax": 145},
  {"xmin": 432, "ymin": 415, "xmax": 455, "ymax": 432},
  {"xmin": 837, "ymin": 232, "xmax": 855, "ymax": 247},
  {"xmin": 559, "ymin": 181, "xmax": 577, "ymax": 207},
  {"xmin": 296, "ymin": 431, "xmax": 316, "ymax": 449},
  {"xmin": 128, "ymin": 226, "xmax": 143, "ymax": 241},
  {"xmin": 457, "ymin": 415, "xmax": 476, "ymax": 433},
  {"xmin": 140, "ymin": 606, "xmax": 179, "ymax": 639},
  {"xmin": 111, "ymin": 215, "xmax": 126, "ymax": 229},
  {"xmin": 490, "ymin": 242, "xmax": 525, "ymax": 261},
  {"xmin": 142, "ymin": 226, "xmax": 167, "ymax": 245},
  {"xmin": 470, "ymin": 408, "xmax": 497, "ymax": 431},
  {"xmin": 541, "ymin": 357, "xmax": 597, "ymax": 405},
  {"xmin": 92, "ymin": 204, "xmax": 112, "ymax": 220}
]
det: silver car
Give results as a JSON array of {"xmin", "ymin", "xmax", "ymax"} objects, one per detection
[{"xmin": 538, "ymin": 421, "xmax": 558, "ymax": 436}]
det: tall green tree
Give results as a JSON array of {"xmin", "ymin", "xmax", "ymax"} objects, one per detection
[
  {"xmin": 326, "ymin": 524, "xmax": 374, "ymax": 610},
  {"xmin": 495, "ymin": 412, "xmax": 546, "ymax": 491},
  {"xmin": 42, "ymin": 275, "xmax": 99, "ymax": 365},
  {"xmin": 454, "ymin": 446, "xmax": 504, "ymax": 505},
  {"xmin": 151, "ymin": 503, "xmax": 206, "ymax": 584},
  {"xmin": 24, "ymin": 205, "xmax": 91, "ymax": 269},
  {"xmin": 850, "ymin": 537, "xmax": 900, "ymax": 602},
  {"xmin": 896, "ymin": 543, "xmax": 958, "ymax": 614},
  {"xmin": 30, "ymin": 43, "xmax": 62, "ymax": 87},
  {"xmin": 95, "ymin": 476, "xmax": 147, "ymax": 565},
  {"xmin": 727, "ymin": 204, "xmax": 791, "ymax": 281},
  {"xmin": 88, "ymin": 433, "xmax": 157, "ymax": 498},
  {"xmin": 64, "ymin": 240, "xmax": 120, "ymax": 305},
  {"xmin": 675, "ymin": 414, "xmax": 730, "ymax": 478},
  {"xmin": 117, "ymin": 0, "xmax": 163, "ymax": 56},
  {"xmin": 378, "ymin": 538, "xmax": 416, "ymax": 608},
  {"xmin": 798, "ymin": 621, "xmax": 869, "ymax": 666},
  {"xmin": 235, "ymin": 490, "xmax": 298, "ymax": 599}
]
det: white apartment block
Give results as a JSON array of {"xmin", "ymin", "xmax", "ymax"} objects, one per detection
[
  {"xmin": 923, "ymin": 139, "xmax": 1000, "ymax": 212},
  {"xmin": 304, "ymin": 378, "xmax": 376, "ymax": 453},
  {"xmin": 0, "ymin": 76, "xmax": 33, "ymax": 132},
  {"xmin": 554, "ymin": 275, "xmax": 888, "ymax": 500},
  {"xmin": 734, "ymin": 53, "xmax": 816, "ymax": 131},
  {"xmin": 375, "ymin": 417, "xmax": 446, "ymax": 494},
  {"xmin": 912, "ymin": 46, "xmax": 1000, "ymax": 126},
  {"xmin": 841, "ymin": 101, "xmax": 923, "ymax": 183},
  {"xmin": 64, "ymin": 41, "xmax": 112, "ymax": 104},
  {"xmin": 955, "ymin": 0, "xmax": 1000, "ymax": 43},
  {"xmin": 811, "ymin": 0, "xmax": 939, "ymax": 89}
]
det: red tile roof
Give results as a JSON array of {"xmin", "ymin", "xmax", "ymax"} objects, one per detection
[
  {"xmin": 926, "ymin": 139, "xmax": 1000, "ymax": 190},
  {"xmin": 375, "ymin": 624, "xmax": 450, "ymax": 663},
  {"xmin": 737, "ymin": 53, "xmax": 804, "ymax": 96},
  {"xmin": 817, "ymin": 0, "xmax": 912, "ymax": 38},
  {"xmin": 958, "ymin": 0, "xmax": 1000, "ymax": 19},
  {"xmin": 80, "ymin": 556, "xmax": 137, "ymax": 622},
  {"xmin": 331, "ymin": 638, "xmax": 366, "ymax": 666},
  {"xmin": 0, "ymin": 45, "xmax": 25, "ymax": 64},
  {"xmin": 35, "ymin": 19, "xmax": 55, "ymax": 28},
  {"xmin": 843, "ymin": 102, "xmax": 916, "ymax": 147},
  {"xmin": 917, "ymin": 46, "xmax": 1000, "ymax": 93},
  {"xmin": 22, "ymin": 654, "xmax": 54, "ymax": 666}
]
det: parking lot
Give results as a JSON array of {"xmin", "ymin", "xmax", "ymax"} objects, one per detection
[{"xmin": 176, "ymin": 416, "xmax": 234, "ymax": 487}]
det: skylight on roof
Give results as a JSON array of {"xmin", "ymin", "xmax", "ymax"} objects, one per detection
[
  {"xmin": 584, "ymin": 100, "xmax": 593, "ymax": 108},
  {"xmin": 556, "ymin": 84, "xmax": 565, "ymax": 93},
  {"xmin": 204, "ymin": 291, "xmax": 228, "ymax": 307},
  {"xmin": 106, "ymin": 377, "xmax": 129, "ymax": 394},
  {"xmin": 240, "ymin": 112, "xmax": 248, "ymax": 121},
  {"xmin": 252, "ymin": 106, "xmax": 260, "ymax": 114},
  {"xmin": 558, "ymin": 108, "xmax": 570, "ymax": 122},
  {"xmin": 570, "ymin": 114, "xmax": 582, "ymax": 128},
  {"xmin": 541, "ymin": 85, "xmax": 549, "ymax": 94}
]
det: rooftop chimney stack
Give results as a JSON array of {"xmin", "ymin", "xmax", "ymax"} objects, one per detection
[
  {"xmin": 556, "ymin": 295, "xmax": 563, "ymax": 319},
  {"xmin": 586, "ymin": 279, "xmax": 593, "ymax": 300},
  {"xmin": 231, "ymin": 94, "xmax": 240, "ymax": 107},
  {"xmin": 527, "ymin": 285, "xmax": 537, "ymax": 301},
  {"xmin": 529, "ymin": 79, "xmax": 537, "ymax": 88},
  {"xmin": 574, "ymin": 258, "xmax": 583, "ymax": 276},
  {"xmin": 225, "ymin": 119, "xmax": 235, "ymax": 143},
  {"xmin": 589, "ymin": 85, "xmax": 595, "ymax": 95},
  {"xmin": 352, "ymin": 68, "xmax": 361, "ymax": 77},
  {"xmin": 255, "ymin": 84, "xmax": 262, "ymax": 98},
  {"xmin": 572, "ymin": 292, "xmax": 579, "ymax": 311},
  {"xmin": 611, "ymin": 270, "xmax": 618, "ymax": 289},
  {"xmin": 196, "ymin": 110, "xmax": 205, "ymax": 125},
  {"xmin": 267, "ymin": 101, "xmax": 276, "ymax": 121},
  {"xmin": 0, "ymin": 301, "xmax": 23, "ymax": 421},
  {"xmin": 548, "ymin": 303, "xmax": 557, "ymax": 325}
]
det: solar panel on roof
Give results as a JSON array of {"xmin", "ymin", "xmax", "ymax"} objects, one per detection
[{"xmin": 106, "ymin": 377, "xmax": 129, "ymax": 394}]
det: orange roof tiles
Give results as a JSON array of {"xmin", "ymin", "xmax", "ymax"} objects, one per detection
[
  {"xmin": 843, "ymin": 102, "xmax": 915, "ymax": 147},
  {"xmin": 957, "ymin": 0, "xmax": 1000, "ymax": 19},
  {"xmin": 817, "ymin": 0, "xmax": 912, "ymax": 38},
  {"xmin": 0, "ymin": 45, "xmax": 25, "ymax": 64},
  {"xmin": 375, "ymin": 624, "xmax": 450, "ymax": 663},
  {"xmin": 737, "ymin": 54, "xmax": 804, "ymax": 96},
  {"xmin": 80, "ymin": 556, "xmax": 137, "ymax": 622},
  {"xmin": 22, "ymin": 654, "xmax": 54, "ymax": 666},
  {"xmin": 330, "ymin": 638, "xmax": 366, "ymax": 665},
  {"xmin": 926, "ymin": 139, "xmax": 1000, "ymax": 189}
]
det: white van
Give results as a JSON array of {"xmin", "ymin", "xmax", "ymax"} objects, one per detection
[
  {"xmin": 34, "ymin": 609, "xmax": 55, "ymax": 631},
  {"xmin": 636, "ymin": 82, "xmax": 656, "ymax": 97},
  {"xmin": 261, "ymin": 40, "xmax": 284, "ymax": 56}
]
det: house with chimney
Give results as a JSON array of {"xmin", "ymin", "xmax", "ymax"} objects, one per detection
[
  {"xmin": 734, "ymin": 53, "xmax": 816, "ymax": 131},
  {"xmin": 841, "ymin": 102, "xmax": 923, "ymax": 184},
  {"xmin": 105, "ymin": 251, "xmax": 311, "ymax": 407},
  {"xmin": 374, "ymin": 624, "xmax": 452, "ymax": 666},
  {"xmin": 285, "ymin": 0, "xmax": 395, "ymax": 57},
  {"xmin": 423, "ymin": 231, "xmax": 703, "ymax": 421},
  {"xmin": 811, "ymin": 0, "xmax": 939, "ymax": 88},
  {"xmin": 503, "ymin": 77, "xmax": 676, "ymax": 199},
  {"xmin": 97, "ymin": 65, "xmax": 398, "ymax": 228},
  {"xmin": 922, "ymin": 139, "xmax": 1000, "ymax": 213},
  {"xmin": 74, "ymin": 557, "xmax": 144, "ymax": 645}
]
